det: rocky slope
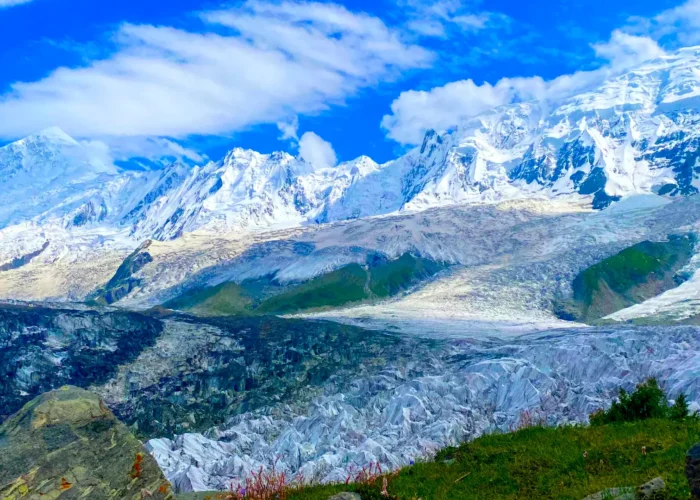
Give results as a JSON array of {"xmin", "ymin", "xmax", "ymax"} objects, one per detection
[{"xmin": 0, "ymin": 386, "xmax": 174, "ymax": 500}]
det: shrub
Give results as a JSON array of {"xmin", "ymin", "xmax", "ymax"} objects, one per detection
[
  {"xmin": 590, "ymin": 378, "xmax": 695, "ymax": 426},
  {"xmin": 670, "ymin": 393, "xmax": 691, "ymax": 420}
]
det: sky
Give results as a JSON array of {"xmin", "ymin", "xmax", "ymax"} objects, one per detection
[{"xmin": 0, "ymin": 0, "xmax": 699, "ymax": 169}]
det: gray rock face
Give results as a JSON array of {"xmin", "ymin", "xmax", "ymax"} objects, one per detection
[
  {"xmin": 637, "ymin": 477, "xmax": 666, "ymax": 499},
  {"xmin": 0, "ymin": 303, "xmax": 162, "ymax": 421},
  {"xmin": 328, "ymin": 493, "xmax": 361, "ymax": 500},
  {"xmin": 687, "ymin": 444, "xmax": 700, "ymax": 499}
]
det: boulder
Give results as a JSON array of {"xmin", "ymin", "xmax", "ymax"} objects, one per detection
[
  {"xmin": 582, "ymin": 487, "xmax": 634, "ymax": 500},
  {"xmin": 688, "ymin": 444, "xmax": 700, "ymax": 499},
  {"xmin": 0, "ymin": 386, "xmax": 174, "ymax": 500},
  {"xmin": 328, "ymin": 493, "xmax": 362, "ymax": 500},
  {"xmin": 637, "ymin": 477, "xmax": 666, "ymax": 499}
]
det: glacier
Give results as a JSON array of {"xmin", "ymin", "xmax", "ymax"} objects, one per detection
[
  {"xmin": 147, "ymin": 324, "xmax": 700, "ymax": 492},
  {"xmin": 3, "ymin": 44, "xmax": 700, "ymax": 497}
]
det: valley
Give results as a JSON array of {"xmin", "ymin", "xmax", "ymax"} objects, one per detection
[{"xmin": 3, "ymin": 45, "xmax": 700, "ymax": 498}]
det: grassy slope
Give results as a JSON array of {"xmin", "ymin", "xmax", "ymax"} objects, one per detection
[
  {"xmin": 183, "ymin": 419, "xmax": 700, "ymax": 500},
  {"xmin": 255, "ymin": 264, "xmax": 368, "ymax": 314},
  {"xmin": 368, "ymin": 253, "xmax": 445, "ymax": 298},
  {"xmin": 164, "ymin": 282, "xmax": 254, "ymax": 316},
  {"xmin": 166, "ymin": 254, "xmax": 446, "ymax": 317},
  {"xmin": 560, "ymin": 236, "xmax": 694, "ymax": 323}
]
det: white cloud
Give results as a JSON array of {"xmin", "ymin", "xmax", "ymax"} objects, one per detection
[
  {"xmin": 0, "ymin": 1, "xmax": 433, "ymax": 142},
  {"xmin": 277, "ymin": 117, "xmax": 300, "ymax": 142},
  {"xmin": 382, "ymin": 30, "xmax": 665, "ymax": 144},
  {"xmin": 399, "ymin": 0, "xmax": 491, "ymax": 38},
  {"xmin": 592, "ymin": 30, "xmax": 666, "ymax": 69},
  {"xmin": 81, "ymin": 136, "xmax": 206, "ymax": 169},
  {"xmin": 0, "ymin": 0, "xmax": 33, "ymax": 8},
  {"xmin": 629, "ymin": 0, "xmax": 700, "ymax": 46},
  {"xmin": 298, "ymin": 131, "xmax": 337, "ymax": 168}
]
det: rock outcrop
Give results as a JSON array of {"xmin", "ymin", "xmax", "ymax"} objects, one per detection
[
  {"xmin": 688, "ymin": 443, "xmax": 700, "ymax": 499},
  {"xmin": 0, "ymin": 386, "xmax": 174, "ymax": 500}
]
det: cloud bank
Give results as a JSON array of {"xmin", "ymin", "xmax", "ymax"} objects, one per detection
[
  {"xmin": 381, "ymin": 31, "xmax": 666, "ymax": 144},
  {"xmin": 0, "ymin": 1, "xmax": 432, "ymax": 142}
]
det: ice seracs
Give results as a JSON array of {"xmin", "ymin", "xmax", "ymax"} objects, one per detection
[{"xmin": 147, "ymin": 324, "xmax": 700, "ymax": 493}]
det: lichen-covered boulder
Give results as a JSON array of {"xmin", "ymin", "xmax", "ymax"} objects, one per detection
[{"xmin": 0, "ymin": 386, "xmax": 174, "ymax": 500}]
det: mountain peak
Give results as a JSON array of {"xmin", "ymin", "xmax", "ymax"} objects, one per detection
[{"xmin": 33, "ymin": 126, "xmax": 79, "ymax": 146}]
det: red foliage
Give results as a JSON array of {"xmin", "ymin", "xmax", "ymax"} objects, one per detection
[
  {"xmin": 131, "ymin": 452, "xmax": 144, "ymax": 479},
  {"xmin": 223, "ymin": 457, "xmax": 304, "ymax": 500},
  {"xmin": 60, "ymin": 477, "xmax": 73, "ymax": 490}
]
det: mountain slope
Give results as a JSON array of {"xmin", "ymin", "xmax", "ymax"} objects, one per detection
[
  {"xmin": 2, "ymin": 47, "xmax": 700, "ymax": 306},
  {"xmin": 0, "ymin": 127, "xmax": 119, "ymax": 228},
  {"xmin": 2, "ymin": 47, "xmax": 700, "ymax": 242}
]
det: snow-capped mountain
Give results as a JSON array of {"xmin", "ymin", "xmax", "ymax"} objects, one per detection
[
  {"xmin": 0, "ymin": 127, "xmax": 119, "ymax": 228},
  {"xmin": 2, "ymin": 46, "xmax": 700, "ymax": 244}
]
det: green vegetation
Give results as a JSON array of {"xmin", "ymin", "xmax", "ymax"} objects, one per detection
[
  {"xmin": 164, "ymin": 253, "xmax": 446, "ymax": 317},
  {"xmin": 368, "ymin": 253, "xmax": 445, "ymax": 298},
  {"xmin": 557, "ymin": 235, "xmax": 695, "ymax": 323},
  {"xmin": 164, "ymin": 281, "xmax": 254, "ymax": 316},
  {"xmin": 590, "ymin": 379, "xmax": 695, "ymax": 426},
  {"xmin": 255, "ymin": 264, "xmax": 368, "ymax": 314}
]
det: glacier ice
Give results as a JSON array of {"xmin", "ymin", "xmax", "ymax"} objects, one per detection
[{"xmin": 148, "ymin": 324, "xmax": 700, "ymax": 493}]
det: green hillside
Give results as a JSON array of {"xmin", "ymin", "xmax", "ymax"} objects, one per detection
[
  {"xmin": 164, "ymin": 253, "xmax": 446, "ymax": 317},
  {"xmin": 557, "ymin": 235, "xmax": 695, "ymax": 323}
]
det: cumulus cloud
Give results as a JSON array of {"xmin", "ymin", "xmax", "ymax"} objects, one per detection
[
  {"xmin": 0, "ymin": 0, "xmax": 32, "ymax": 8},
  {"xmin": 298, "ymin": 131, "xmax": 337, "ymax": 168},
  {"xmin": 592, "ymin": 30, "xmax": 666, "ymax": 69},
  {"xmin": 0, "ymin": 1, "xmax": 433, "ymax": 142},
  {"xmin": 382, "ymin": 30, "xmax": 666, "ymax": 144}
]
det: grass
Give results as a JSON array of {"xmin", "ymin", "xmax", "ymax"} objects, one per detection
[
  {"xmin": 368, "ymin": 253, "xmax": 445, "ymax": 298},
  {"xmin": 558, "ymin": 235, "xmax": 695, "ymax": 323},
  {"xmin": 164, "ymin": 281, "xmax": 254, "ymax": 316},
  {"xmin": 180, "ymin": 417, "xmax": 700, "ymax": 500},
  {"xmin": 165, "ymin": 253, "xmax": 447, "ymax": 317},
  {"xmin": 255, "ymin": 264, "xmax": 369, "ymax": 314}
]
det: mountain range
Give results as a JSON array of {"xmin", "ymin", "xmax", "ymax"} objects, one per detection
[
  {"xmin": 2, "ymin": 47, "xmax": 700, "ymax": 237},
  {"xmin": 2, "ymin": 46, "xmax": 700, "ymax": 308},
  {"xmin": 4, "ymin": 45, "xmax": 700, "ymax": 496}
]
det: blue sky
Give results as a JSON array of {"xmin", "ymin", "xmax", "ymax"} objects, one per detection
[{"xmin": 0, "ymin": 0, "xmax": 698, "ymax": 168}]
